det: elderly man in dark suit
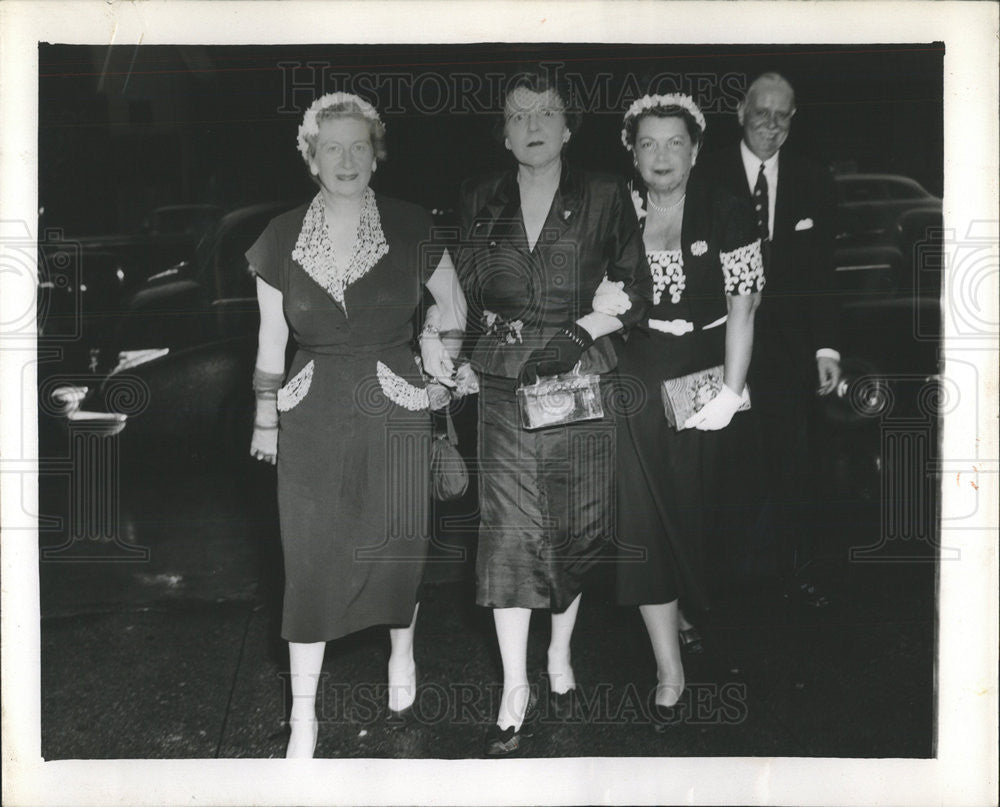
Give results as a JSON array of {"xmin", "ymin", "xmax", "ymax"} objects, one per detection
[{"xmin": 702, "ymin": 72, "xmax": 841, "ymax": 607}]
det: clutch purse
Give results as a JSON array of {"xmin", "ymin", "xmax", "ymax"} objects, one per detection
[
  {"xmin": 661, "ymin": 365, "xmax": 751, "ymax": 430},
  {"xmin": 517, "ymin": 370, "xmax": 604, "ymax": 430}
]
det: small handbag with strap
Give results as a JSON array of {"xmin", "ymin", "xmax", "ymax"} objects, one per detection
[{"xmin": 430, "ymin": 407, "xmax": 469, "ymax": 501}]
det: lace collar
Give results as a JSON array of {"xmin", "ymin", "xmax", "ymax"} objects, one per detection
[{"xmin": 291, "ymin": 189, "xmax": 389, "ymax": 312}]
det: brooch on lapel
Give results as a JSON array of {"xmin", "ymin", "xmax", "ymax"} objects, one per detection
[
  {"xmin": 690, "ymin": 240, "xmax": 708, "ymax": 256},
  {"xmin": 562, "ymin": 209, "xmax": 573, "ymax": 221},
  {"xmin": 795, "ymin": 218, "xmax": 814, "ymax": 231}
]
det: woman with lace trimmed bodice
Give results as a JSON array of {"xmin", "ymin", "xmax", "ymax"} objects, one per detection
[
  {"xmin": 246, "ymin": 94, "xmax": 467, "ymax": 757},
  {"xmin": 596, "ymin": 94, "xmax": 763, "ymax": 725}
]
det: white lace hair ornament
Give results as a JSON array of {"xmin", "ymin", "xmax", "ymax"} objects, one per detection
[
  {"xmin": 621, "ymin": 93, "xmax": 707, "ymax": 151},
  {"xmin": 296, "ymin": 92, "xmax": 384, "ymax": 162}
]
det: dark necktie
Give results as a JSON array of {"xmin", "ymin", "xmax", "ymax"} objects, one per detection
[{"xmin": 753, "ymin": 162, "xmax": 770, "ymax": 241}]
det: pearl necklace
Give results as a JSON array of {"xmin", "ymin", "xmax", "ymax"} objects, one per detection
[{"xmin": 647, "ymin": 193, "xmax": 686, "ymax": 213}]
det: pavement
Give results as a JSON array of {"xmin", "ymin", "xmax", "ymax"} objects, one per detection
[{"xmin": 38, "ymin": 452, "xmax": 935, "ymax": 760}]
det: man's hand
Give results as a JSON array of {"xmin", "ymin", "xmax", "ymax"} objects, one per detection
[{"xmin": 816, "ymin": 356, "xmax": 842, "ymax": 396}]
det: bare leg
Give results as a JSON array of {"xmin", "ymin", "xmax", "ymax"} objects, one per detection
[
  {"xmin": 387, "ymin": 603, "xmax": 419, "ymax": 713},
  {"xmin": 639, "ymin": 601, "xmax": 685, "ymax": 708},
  {"xmin": 493, "ymin": 607, "xmax": 532, "ymax": 730},
  {"xmin": 286, "ymin": 641, "xmax": 325, "ymax": 758},
  {"xmin": 547, "ymin": 592, "xmax": 581, "ymax": 694}
]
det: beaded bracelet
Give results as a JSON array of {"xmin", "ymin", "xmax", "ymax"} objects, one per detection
[
  {"xmin": 560, "ymin": 322, "xmax": 594, "ymax": 350},
  {"xmin": 253, "ymin": 367, "xmax": 284, "ymax": 400}
]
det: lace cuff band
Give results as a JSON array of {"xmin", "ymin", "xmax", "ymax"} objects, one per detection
[{"xmin": 721, "ymin": 240, "xmax": 765, "ymax": 295}]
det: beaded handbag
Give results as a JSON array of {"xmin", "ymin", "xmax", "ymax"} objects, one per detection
[
  {"xmin": 517, "ymin": 368, "xmax": 604, "ymax": 430},
  {"xmin": 661, "ymin": 365, "xmax": 751, "ymax": 430}
]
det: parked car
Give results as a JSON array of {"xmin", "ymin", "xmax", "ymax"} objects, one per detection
[
  {"xmin": 41, "ymin": 200, "xmax": 299, "ymax": 467},
  {"xmin": 140, "ymin": 204, "xmax": 224, "ymax": 239},
  {"xmin": 832, "ymin": 173, "xmax": 941, "ymax": 291},
  {"xmin": 818, "ymin": 181, "xmax": 943, "ymax": 502}
]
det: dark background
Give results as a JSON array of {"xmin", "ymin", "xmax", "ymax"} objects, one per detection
[{"xmin": 39, "ymin": 42, "xmax": 943, "ymax": 235}]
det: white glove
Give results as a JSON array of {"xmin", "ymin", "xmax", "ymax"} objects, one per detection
[
  {"xmin": 420, "ymin": 334, "xmax": 456, "ymax": 388},
  {"xmin": 591, "ymin": 276, "xmax": 632, "ymax": 317},
  {"xmin": 684, "ymin": 384, "xmax": 745, "ymax": 431}
]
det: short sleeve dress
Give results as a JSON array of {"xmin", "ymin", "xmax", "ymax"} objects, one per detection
[
  {"xmin": 615, "ymin": 174, "xmax": 764, "ymax": 611},
  {"xmin": 246, "ymin": 190, "xmax": 437, "ymax": 643}
]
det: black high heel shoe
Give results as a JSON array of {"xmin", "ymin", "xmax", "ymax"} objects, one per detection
[
  {"xmin": 484, "ymin": 690, "xmax": 539, "ymax": 758},
  {"xmin": 548, "ymin": 688, "xmax": 579, "ymax": 721},
  {"xmin": 650, "ymin": 702, "xmax": 683, "ymax": 734},
  {"xmin": 678, "ymin": 626, "xmax": 704, "ymax": 655},
  {"xmin": 542, "ymin": 672, "xmax": 579, "ymax": 721},
  {"xmin": 649, "ymin": 680, "xmax": 685, "ymax": 734}
]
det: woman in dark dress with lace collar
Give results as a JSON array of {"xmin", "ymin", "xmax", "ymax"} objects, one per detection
[
  {"xmin": 247, "ymin": 93, "xmax": 467, "ymax": 757},
  {"xmin": 595, "ymin": 94, "xmax": 764, "ymax": 728}
]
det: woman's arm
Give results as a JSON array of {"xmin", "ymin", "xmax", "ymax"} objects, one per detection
[
  {"xmin": 684, "ymin": 189, "xmax": 765, "ymax": 431},
  {"xmin": 576, "ymin": 310, "xmax": 627, "ymax": 340},
  {"xmin": 255, "ymin": 275, "xmax": 289, "ymax": 373},
  {"xmin": 723, "ymin": 291, "xmax": 761, "ymax": 394},
  {"xmin": 421, "ymin": 249, "xmax": 468, "ymax": 386},
  {"xmin": 250, "ymin": 275, "xmax": 288, "ymax": 464}
]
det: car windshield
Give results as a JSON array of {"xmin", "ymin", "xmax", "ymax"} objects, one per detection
[
  {"xmin": 885, "ymin": 180, "xmax": 929, "ymax": 200},
  {"xmin": 840, "ymin": 179, "xmax": 887, "ymax": 202},
  {"xmin": 198, "ymin": 206, "xmax": 288, "ymax": 300},
  {"xmin": 149, "ymin": 207, "xmax": 220, "ymax": 235}
]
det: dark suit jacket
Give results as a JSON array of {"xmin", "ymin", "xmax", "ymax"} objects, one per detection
[
  {"xmin": 700, "ymin": 146, "xmax": 840, "ymax": 399},
  {"xmin": 455, "ymin": 164, "xmax": 652, "ymax": 379}
]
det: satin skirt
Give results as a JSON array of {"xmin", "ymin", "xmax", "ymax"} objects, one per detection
[{"xmin": 475, "ymin": 373, "xmax": 616, "ymax": 611}]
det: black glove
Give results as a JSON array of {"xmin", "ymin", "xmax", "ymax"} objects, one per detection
[{"xmin": 518, "ymin": 322, "xmax": 594, "ymax": 386}]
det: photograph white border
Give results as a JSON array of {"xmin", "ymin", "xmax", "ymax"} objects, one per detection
[{"xmin": 2, "ymin": 1, "xmax": 997, "ymax": 805}]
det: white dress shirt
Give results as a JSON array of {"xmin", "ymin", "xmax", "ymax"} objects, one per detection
[{"xmin": 739, "ymin": 139, "xmax": 839, "ymax": 363}]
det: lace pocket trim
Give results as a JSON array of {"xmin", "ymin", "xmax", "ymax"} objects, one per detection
[
  {"xmin": 377, "ymin": 361, "xmax": 429, "ymax": 411},
  {"xmin": 277, "ymin": 360, "xmax": 314, "ymax": 412},
  {"xmin": 721, "ymin": 239, "xmax": 765, "ymax": 295}
]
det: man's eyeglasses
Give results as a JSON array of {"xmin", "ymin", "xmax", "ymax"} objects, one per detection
[{"xmin": 749, "ymin": 107, "xmax": 795, "ymax": 126}]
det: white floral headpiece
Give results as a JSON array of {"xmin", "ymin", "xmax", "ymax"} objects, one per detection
[
  {"xmin": 621, "ymin": 93, "xmax": 706, "ymax": 151},
  {"xmin": 296, "ymin": 92, "xmax": 384, "ymax": 161}
]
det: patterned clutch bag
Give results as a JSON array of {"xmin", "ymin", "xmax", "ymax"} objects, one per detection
[
  {"xmin": 517, "ymin": 371, "xmax": 604, "ymax": 430},
  {"xmin": 661, "ymin": 365, "xmax": 751, "ymax": 430}
]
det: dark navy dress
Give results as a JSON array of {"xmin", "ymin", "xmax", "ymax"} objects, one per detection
[
  {"xmin": 615, "ymin": 176, "xmax": 764, "ymax": 610},
  {"xmin": 247, "ymin": 192, "xmax": 436, "ymax": 642}
]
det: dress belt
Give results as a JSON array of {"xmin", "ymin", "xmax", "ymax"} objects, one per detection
[
  {"xmin": 298, "ymin": 339, "xmax": 412, "ymax": 357},
  {"xmin": 647, "ymin": 314, "xmax": 727, "ymax": 335}
]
